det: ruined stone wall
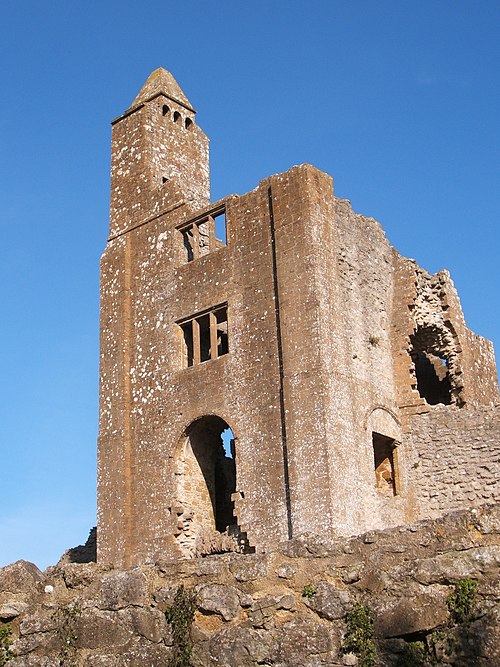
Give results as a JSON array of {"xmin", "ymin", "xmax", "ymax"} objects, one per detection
[
  {"xmin": 390, "ymin": 255, "xmax": 498, "ymax": 416},
  {"xmin": 99, "ymin": 179, "xmax": 296, "ymax": 566},
  {"xmin": 323, "ymin": 197, "xmax": 406, "ymax": 536},
  {"xmin": 263, "ymin": 165, "xmax": 341, "ymax": 539},
  {"xmin": 98, "ymin": 68, "xmax": 500, "ymax": 569},
  {"xmin": 2, "ymin": 505, "xmax": 499, "ymax": 666},
  {"xmin": 408, "ymin": 405, "xmax": 500, "ymax": 518}
]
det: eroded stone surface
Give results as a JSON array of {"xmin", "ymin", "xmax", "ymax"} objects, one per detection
[{"xmin": 0, "ymin": 506, "xmax": 499, "ymax": 666}]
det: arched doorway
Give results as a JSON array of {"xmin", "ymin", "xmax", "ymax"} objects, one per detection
[{"xmin": 175, "ymin": 415, "xmax": 241, "ymax": 556}]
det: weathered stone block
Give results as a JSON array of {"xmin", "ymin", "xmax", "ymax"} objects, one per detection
[
  {"xmin": 375, "ymin": 592, "xmax": 448, "ymax": 637},
  {"xmin": 208, "ymin": 626, "xmax": 272, "ymax": 667},
  {"xmin": 0, "ymin": 561, "xmax": 42, "ymax": 596},
  {"xmin": 98, "ymin": 570, "xmax": 146, "ymax": 610},
  {"xmin": 414, "ymin": 545, "xmax": 500, "ymax": 584},
  {"xmin": 128, "ymin": 606, "xmax": 171, "ymax": 643},
  {"xmin": 75, "ymin": 609, "xmax": 133, "ymax": 649},
  {"xmin": 304, "ymin": 580, "xmax": 352, "ymax": 620},
  {"xmin": 197, "ymin": 583, "xmax": 241, "ymax": 621}
]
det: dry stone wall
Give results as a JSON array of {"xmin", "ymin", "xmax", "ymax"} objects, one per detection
[
  {"xmin": 409, "ymin": 405, "xmax": 500, "ymax": 518},
  {"xmin": 1, "ymin": 504, "xmax": 499, "ymax": 666}
]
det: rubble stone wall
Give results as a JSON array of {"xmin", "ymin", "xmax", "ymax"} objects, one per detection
[
  {"xmin": 1, "ymin": 505, "xmax": 499, "ymax": 666},
  {"xmin": 409, "ymin": 405, "xmax": 500, "ymax": 518}
]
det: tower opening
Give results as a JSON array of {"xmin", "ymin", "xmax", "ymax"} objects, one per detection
[
  {"xmin": 410, "ymin": 326, "xmax": 452, "ymax": 405},
  {"xmin": 175, "ymin": 416, "xmax": 248, "ymax": 556}
]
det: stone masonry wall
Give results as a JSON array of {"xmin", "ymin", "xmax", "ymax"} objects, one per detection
[
  {"xmin": 409, "ymin": 405, "xmax": 500, "ymax": 519},
  {"xmin": 98, "ymin": 68, "xmax": 500, "ymax": 568},
  {"xmin": 1, "ymin": 505, "xmax": 499, "ymax": 666},
  {"xmin": 325, "ymin": 197, "xmax": 405, "ymax": 535}
]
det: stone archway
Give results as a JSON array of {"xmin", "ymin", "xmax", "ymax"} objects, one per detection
[{"xmin": 174, "ymin": 415, "xmax": 241, "ymax": 556}]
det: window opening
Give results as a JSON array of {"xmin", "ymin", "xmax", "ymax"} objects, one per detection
[
  {"xmin": 216, "ymin": 308, "xmax": 229, "ymax": 357},
  {"xmin": 198, "ymin": 314, "xmax": 211, "ymax": 363},
  {"xmin": 372, "ymin": 432, "xmax": 397, "ymax": 497},
  {"xmin": 177, "ymin": 207, "xmax": 227, "ymax": 263},
  {"xmin": 162, "ymin": 175, "xmax": 169, "ymax": 184},
  {"xmin": 182, "ymin": 228, "xmax": 195, "ymax": 262},
  {"xmin": 173, "ymin": 110, "xmax": 181, "ymax": 123},
  {"xmin": 162, "ymin": 104, "xmax": 170, "ymax": 116},
  {"xmin": 185, "ymin": 117, "xmax": 193, "ymax": 130},
  {"xmin": 221, "ymin": 427, "xmax": 235, "ymax": 459},
  {"xmin": 410, "ymin": 327, "xmax": 452, "ymax": 405},
  {"xmin": 214, "ymin": 210, "xmax": 227, "ymax": 245},
  {"xmin": 180, "ymin": 321, "xmax": 194, "ymax": 367},
  {"xmin": 176, "ymin": 416, "xmax": 253, "ymax": 556},
  {"xmin": 179, "ymin": 306, "xmax": 228, "ymax": 367}
]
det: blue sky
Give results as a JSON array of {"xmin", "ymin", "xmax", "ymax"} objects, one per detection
[{"xmin": 1, "ymin": 1, "xmax": 498, "ymax": 569}]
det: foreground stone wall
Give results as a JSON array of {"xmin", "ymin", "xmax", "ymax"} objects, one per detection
[
  {"xmin": 409, "ymin": 405, "xmax": 500, "ymax": 518},
  {"xmin": 1, "ymin": 505, "xmax": 499, "ymax": 666}
]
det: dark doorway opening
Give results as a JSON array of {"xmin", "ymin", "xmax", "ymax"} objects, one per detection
[
  {"xmin": 372, "ymin": 432, "xmax": 397, "ymax": 497},
  {"xmin": 186, "ymin": 416, "xmax": 237, "ymax": 534}
]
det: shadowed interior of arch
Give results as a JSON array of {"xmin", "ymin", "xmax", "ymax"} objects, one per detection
[{"xmin": 186, "ymin": 416, "xmax": 237, "ymax": 533}]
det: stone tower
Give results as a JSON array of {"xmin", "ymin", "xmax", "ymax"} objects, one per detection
[
  {"xmin": 98, "ymin": 69, "xmax": 499, "ymax": 568},
  {"xmin": 109, "ymin": 67, "xmax": 210, "ymax": 239}
]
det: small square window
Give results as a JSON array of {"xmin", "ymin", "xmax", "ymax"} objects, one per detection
[{"xmin": 177, "ymin": 207, "xmax": 227, "ymax": 263}]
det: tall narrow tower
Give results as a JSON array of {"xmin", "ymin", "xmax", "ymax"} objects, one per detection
[
  {"xmin": 109, "ymin": 68, "xmax": 210, "ymax": 237},
  {"xmin": 98, "ymin": 70, "xmax": 212, "ymax": 567}
]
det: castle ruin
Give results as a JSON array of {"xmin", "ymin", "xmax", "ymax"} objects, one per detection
[{"xmin": 97, "ymin": 68, "xmax": 499, "ymax": 568}]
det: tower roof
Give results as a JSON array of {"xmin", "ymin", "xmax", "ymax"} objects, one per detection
[{"xmin": 129, "ymin": 68, "xmax": 195, "ymax": 112}]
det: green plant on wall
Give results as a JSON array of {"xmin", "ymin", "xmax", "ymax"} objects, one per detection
[
  {"xmin": 447, "ymin": 577, "xmax": 478, "ymax": 624},
  {"xmin": 302, "ymin": 584, "xmax": 316, "ymax": 598},
  {"xmin": 165, "ymin": 585, "xmax": 197, "ymax": 667},
  {"xmin": 425, "ymin": 578, "xmax": 479, "ymax": 664},
  {"xmin": 0, "ymin": 624, "xmax": 12, "ymax": 667},
  {"xmin": 342, "ymin": 603, "xmax": 377, "ymax": 667}
]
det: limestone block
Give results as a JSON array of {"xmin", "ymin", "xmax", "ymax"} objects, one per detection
[
  {"xmin": 116, "ymin": 638, "xmax": 173, "ymax": 666},
  {"xmin": 375, "ymin": 592, "xmax": 448, "ymax": 637},
  {"xmin": 304, "ymin": 580, "xmax": 353, "ymax": 620},
  {"xmin": 127, "ymin": 606, "xmax": 171, "ymax": 644},
  {"xmin": 275, "ymin": 614, "xmax": 334, "ymax": 663},
  {"xmin": 8, "ymin": 657, "xmax": 54, "ymax": 667},
  {"xmin": 208, "ymin": 626, "xmax": 272, "ymax": 667},
  {"xmin": 61, "ymin": 562, "xmax": 102, "ymax": 589},
  {"xmin": 98, "ymin": 569, "xmax": 147, "ymax": 610},
  {"xmin": 75, "ymin": 609, "xmax": 133, "ymax": 649},
  {"xmin": 0, "ymin": 560, "xmax": 43, "ymax": 596},
  {"xmin": 20, "ymin": 609, "xmax": 58, "ymax": 635},
  {"xmin": 0, "ymin": 600, "xmax": 28, "ymax": 619},
  {"xmin": 197, "ymin": 583, "xmax": 241, "ymax": 621},
  {"xmin": 414, "ymin": 545, "xmax": 500, "ymax": 584},
  {"xmin": 229, "ymin": 555, "xmax": 268, "ymax": 582}
]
